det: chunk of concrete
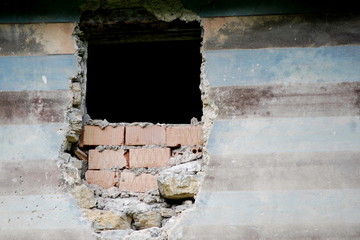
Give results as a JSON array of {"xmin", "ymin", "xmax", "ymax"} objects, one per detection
[{"xmin": 157, "ymin": 172, "xmax": 203, "ymax": 200}]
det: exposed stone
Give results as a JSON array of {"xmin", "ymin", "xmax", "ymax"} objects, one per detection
[
  {"xmin": 101, "ymin": 187, "xmax": 122, "ymax": 198},
  {"xmin": 160, "ymin": 208, "xmax": 175, "ymax": 218},
  {"xmin": 62, "ymin": 166, "xmax": 82, "ymax": 186},
  {"xmin": 123, "ymin": 227, "xmax": 166, "ymax": 240},
  {"xmin": 72, "ymin": 185, "xmax": 96, "ymax": 209},
  {"xmin": 71, "ymin": 81, "xmax": 82, "ymax": 107},
  {"xmin": 97, "ymin": 229, "xmax": 134, "ymax": 240},
  {"xmin": 165, "ymin": 160, "xmax": 202, "ymax": 174},
  {"xmin": 157, "ymin": 172, "xmax": 203, "ymax": 200},
  {"xmin": 133, "ymin": 211, "xmax": 162, "ymax": 230},
  {"xmin": 84, "ymin": 209, "xmax": 131, "ymax": 231}
]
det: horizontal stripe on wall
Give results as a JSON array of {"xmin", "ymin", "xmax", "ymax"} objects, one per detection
[
  {"xmin": 0, "ymin": 123, "xmax": 67, "ymax": 161},
  {"xmin": 0, "ymin": 159, "xmax": 63, "ymax": 196},
  {"xmin": 209, "ymin": 82, "xmax": 360, "ymax": 119},
  {"xmin": 207, "ymin": 116, "xmax": 360, "ymax": 155},
  {"xmin": 182, "ymin": 0, "xmax": 359, "ymax": 17},
  {"xmin": 0, "ymin": 55, "xmax": 77, "ymax": 91},
  {"xmin": 0, "ymin": 23, "xmax": 76, "ymax": 56},
  {"xmin": 174, "ymin": 224, "xmax": 360, "ymax": 240},
  {"xmin": 174, "ymin": 190, "xmax": 360, "ymax": 239},
  {"xmin": 203, "ymin": 13, "xmax": 360, "ymax": 50},
  {"xmin": 0, "ymin": 0, "xmax": 81, "ymax": 23},
  {"xmin": 194, "ymin": 190, "xmax": 360, "ymax": 225},
  {"xmin": 0, "ymin": 194, "xmax": 92, "ymax": 239},
  {"xmin": 205, "ymin": 46, "xmax": 360, "ymax": 87},
  {"xmin": 0, "ymin": 90, "xmax": 71, "ymax": 125},
  {"xmin": 203, "ymin": 151, "xmax": 360, "ymax": 191}
]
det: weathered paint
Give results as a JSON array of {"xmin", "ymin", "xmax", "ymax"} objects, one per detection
[
  {"xmin": 203, "ymin": 152, "xmax": 360, "ymax": 191},
  {"xmin": 0, "ymin": 90, "xmax": 71, "ymax": 125},
  {"xmin": 0, "ymin": 55, "xmax": 77, "ymax": 91},
  {"xmin": 0, "ymin": 194, "xmax": 93, "ymax": 240},
  {"xmin": 203, "ymin": 14, "xmax": 360, "ymax": 50},
  {"xmin": 0, "ymin": 23, "xmax": 76, "ymax": 56},
  {"xmin": 182, "ymin": 0, "xmax": 358, "ymax": 17},
  {"xmin": 209, "ymin": 82, "xmax": 360, "ymax": 119},
  {"xmin": 172, "ymin": 190, "xmax": 360, "ymax": 239},
  {"xmin": 0, "ymin": 0, "xmax": 82, "ymax": 23},
  {"xmin": 205, "ymin": 46, "xmax": 360, "ymax": 87},
  {"xmin": 0, "ymin": 123, "xmax": 67, "ymax": 161},
  {"xmin": 0, "ymin": 159, "xmax": 63, "ymax": 196},
  {"xmin": 207, "ymin": 117, "xmax": 360, "ymax": 155}
]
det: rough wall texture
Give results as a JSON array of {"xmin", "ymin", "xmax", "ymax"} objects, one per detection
[
  {"xmin": 168, "ymin": 13, "xmax": 360, "ymax": 239},
  {"xmin": 0, "ymin": 14, "xmax": 94, "ymax": 240}
]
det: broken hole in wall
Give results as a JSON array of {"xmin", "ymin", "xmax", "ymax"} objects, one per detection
[
  {"xmin": 68, "ymin": 7, "xmax": 207, "ymax": 239},
  {"xmin": 85, "ymin": 20, "xmax": 203, "ymax": 124}
]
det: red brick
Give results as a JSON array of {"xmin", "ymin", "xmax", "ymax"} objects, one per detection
[
  {"xmin": 125, "ymin": 125, "xmax": 166, "ymax": 146},
  {"xmin": 85, "ymin": 170, "xmax": 119, "ymax": 188},
  {"xmin": 88, "ymin": 149, "xmax": 128, "ymax": 170},
  {"xmin": 166, "ymin": 125, "xmax": 204, "ymax": 147},
  {"xmin": 119, "ymin": 172, "xmax": 158, "ymax": 193},
  {"xmin": 129, "ymin": 148, "xmax": 170, "ymax": 168},
  {"xmin": 82, "ymin": 125, "xmax": 124, "ymax": 146}
]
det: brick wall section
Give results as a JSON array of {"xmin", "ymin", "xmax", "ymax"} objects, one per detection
[
  {"xmin": 88, "ymin": 149, "xmax": 128, "ymax": 170},
  {"xmin": 83, "ymin": 124, "xmax": 203, "ymax": 191},
  {"xmin": 125, "ymin": 125, "xmax": 166, "ymax": 145},
  {"xmin": 166, "ymin": 126, "xmax": 204, "ymax": 147},
  {"xmin": 82, "ymin": 125, "xmax": 125, "ymax": 146},
  {"xmin": 119, "ymin": 172, "xmax": 158, "ymax": 192},
  {"xmin": 129, "ymin": 148, "xmax": 170, "ymax": 168},
  {"xmin": 85, "ymin": 170, "xmax": 119, "ymax": 188}
]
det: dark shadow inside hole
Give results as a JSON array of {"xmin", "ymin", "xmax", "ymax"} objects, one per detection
[{"xmin": 86, "ymin": 39, "xmax": 203, "ymax": 124}]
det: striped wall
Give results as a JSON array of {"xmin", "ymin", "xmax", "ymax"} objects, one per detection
[
  {"xmin": 0, "ymin": 15, "xmax": 93, "ymax": 240},
  {"xmin": 171, "ymin": 13, "xmax": 360, "ymax": 239}
]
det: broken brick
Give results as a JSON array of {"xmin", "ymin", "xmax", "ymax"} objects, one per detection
[
  {"xmin": 125, "ymin": 125, "xmax": 166, "ymax": 146},
  {"xmin": 166, "ymin": 125, "xmax": 204, "ymax": 147},
  {"xmin": 118, "ymin": 172, "xmax": 158, "ymax": 193},
  {"xmin": 88, "ymin": 149, "xmax": 128, "ymax": 170},
  {"xmin": 75, "ymin": 147, "xmax": 88, "ymax": 161},
  {"xmin": 129, "ymin": 148, "xmax": 170, "ymax": 168},
  {"xmin": 82, "ymin": 125, "xmax": 124, "ymax": 146},
  {"xmin": 85, "ymin": 170, "xmax": 119, "ymax": 189}
]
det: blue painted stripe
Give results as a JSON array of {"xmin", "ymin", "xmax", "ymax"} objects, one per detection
[
  {"xmin": 208, "ymin": 116, "xmax": 360, "ymax": 155},
  {"xmin": 0, "ymin": 123, "xmax": 67, "ymax": 161},
  {"xmin": 188, "ymin": 189, "xmax": 360, "ymax": 226},
  {"xmin": 205, "ymin": 46, "xmax": 360, "ymax": 86},
  {"xmin": 0, "ymin": 55, "xmax": 77, "ymax": 91}
]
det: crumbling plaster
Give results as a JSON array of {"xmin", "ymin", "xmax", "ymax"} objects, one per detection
[{"xmin": 57, "ymin": 1, "xmax": 216, "ymax": 239}]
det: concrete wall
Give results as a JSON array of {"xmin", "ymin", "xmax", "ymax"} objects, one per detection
[
  {"xmin": 170, "ymin": 13, "xmax": 360, "ymax": 239},
  {"xmin": 1, "ymin": 1, "xmax": 360, "ymax": 239},
  {"xmin": 0, "ymin": 5, "xmax": 93, "ymax": 239}
]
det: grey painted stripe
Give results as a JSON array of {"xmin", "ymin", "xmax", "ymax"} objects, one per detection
[
  {"xmin": 0, "ymin": 90, "xmax": 71, "ymax": 125},
  {"xmin": 202, "ymin": 152, "xmax": 360, "ymax": 191},
  {"xmin": 171, "ymin": 223, "xmax": 360, "ymax": 240},
  {"xmin": 203, "ymin": 14, "xmax": 360, "ymax": 50},
  {"xmin": 205, "ymin": 46, "xmax": 360, "ymax": 87},
  {"xmin": 209, "ymin": 82, "xmax": 360, "ymax": 119},
  {"xmin": 0, "ymin": 159, "xmax": 63, "ymax": 196},
  {"xmin": 192, "ymin": 189, "xmax": 360, "ymax": 226},
  {"xmin": 0, "ymin": 194, "xmax": 91, "ymax": 231},
  {"xmin": 208, "ymin": 117, "xmax": 360, "ymax": 155},
  {"xmin": 0, "ymin": 123, "xmax": 66, "ymax": 161},
  {"xmin": 0, "ymin": 55, "xmax": 77, "ymax": 91}
]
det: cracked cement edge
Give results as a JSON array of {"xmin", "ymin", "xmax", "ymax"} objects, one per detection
[{"xmin": 79, "ymin": 0, "xmax": 200, "ymax": 23}]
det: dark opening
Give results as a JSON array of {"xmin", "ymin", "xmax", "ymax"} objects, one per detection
[{"xmin": 86, "ymin": 37, "xmax": 203, "ymax": 124}]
